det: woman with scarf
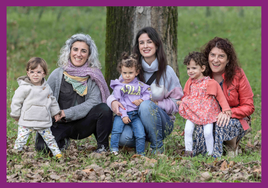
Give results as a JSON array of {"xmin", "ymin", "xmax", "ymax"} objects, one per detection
[{"xmin": 35, "ymin": 33, "xmax": 113, "ymax": 153}]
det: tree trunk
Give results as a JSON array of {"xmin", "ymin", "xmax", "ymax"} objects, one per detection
[{"xmin": 105, "ymin": 6, "xmax": 179, "ymax": 89}]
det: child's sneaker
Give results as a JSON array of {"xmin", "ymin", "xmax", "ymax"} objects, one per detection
[
  {"xmin": 55, "ymin": 154, "xmax": 62, "ymax": 159},
  {"xmin": 111, "ymin": 151, "xmax": 118, "ymax": 156}
]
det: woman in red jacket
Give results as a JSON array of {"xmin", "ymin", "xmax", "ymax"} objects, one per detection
[{"xmin": 192, "ymin": 37, "xmax": 255, "ymax": 158}]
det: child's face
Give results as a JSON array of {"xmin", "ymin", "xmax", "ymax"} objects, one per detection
[
  {"xmin": 27, "ymin": 65, "xmax": 45, "ymax": 86},
  {"xmin": 187, "ymin": 59, "xmax": 206, "ymax": 80},
  {"xmin": 121, "ymin": 66, "xmax": 139, "ymax": 84}
]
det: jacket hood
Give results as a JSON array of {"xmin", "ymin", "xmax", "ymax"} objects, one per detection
[{"xmin": 17, "ymin": 75, "xmax": 45, "ymax": 86}]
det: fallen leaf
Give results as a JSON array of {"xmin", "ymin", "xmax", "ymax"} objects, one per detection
[
  {"xmin": 253, "ymin": 168, "xmax": 261, "ymax": 174},
  {"xmin": 200, "ymin": 172, "xmax": 212, "ymax": 181},
  {"xmin": 50, "ymin": 174, "xmax": 60, "ymax": 180},
  {"xmin": 246, "ymin": 142, "xmax": 254, "ymax": 148},
  {"xmin": 82, "ymin": 168, "xmax": 94, "ymax": 173},
  {"xmin": 220, "ymin": 160, "xmax": 228, "ymax": 171},
  {"xmin": 229, "ymin": 161, "xmax": 236, "ymax": 167}
]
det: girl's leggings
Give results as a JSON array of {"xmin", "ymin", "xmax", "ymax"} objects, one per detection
[
  {"xmin": 184, "ymin": 120, "xmax": 214, "ymax": 155},
  {"xmin": 14, "ymin": 125, "xmax": 61, "ymax": 156}
]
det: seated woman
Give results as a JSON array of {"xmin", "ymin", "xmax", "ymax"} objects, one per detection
[
  {"xmin": 107, "ymin": 27, "xmax": 183, "ymax": 154},
  {"xmin": 35, "ymin": 33, "xmax": 113, "ymax": 153},
  {"xmin": 192, "ymin": 37, "xmax": 255, "ymax": 158}
]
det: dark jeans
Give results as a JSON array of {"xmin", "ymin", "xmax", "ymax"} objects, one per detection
[{"xmin": 35, "ymin": 103, "xmax": 113, "ymax": 152}]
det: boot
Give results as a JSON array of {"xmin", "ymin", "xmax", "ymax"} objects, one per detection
[{"xmin": 224, "ymin": 136, "xmax": 238, "ymax": 157}]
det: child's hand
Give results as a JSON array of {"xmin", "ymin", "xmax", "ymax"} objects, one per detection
[
  {"xmin": 132, "ymin": 99, "xmax": 143, "ymax": 106},
  {"xmin": 176, "ymin": 100, "xmax": 182, "ymax": 106},
  {"xmin": 122, "ymin": 116, "xmax": 131, "ymax": 124},
  {"xmin": 224, "ymin": 110, "xmax": 232, "ymax": 117}
]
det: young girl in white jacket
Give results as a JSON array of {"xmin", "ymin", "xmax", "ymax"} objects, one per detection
[{"xmin": 10, "ymin": 57, "xmax": 62, "ymax": 159}]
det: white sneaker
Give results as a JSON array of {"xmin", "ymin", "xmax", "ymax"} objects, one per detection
[{"xmin": 111, "ymin": 151, "xmax": 118, "ymax": 155}]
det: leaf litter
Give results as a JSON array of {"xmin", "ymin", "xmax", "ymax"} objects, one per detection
[{"xmin": 6, "ymin": 129, "xmax": 261, "ymax": 182}]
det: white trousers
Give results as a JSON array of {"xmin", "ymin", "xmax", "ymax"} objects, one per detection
[
  {"xmin": 14, "ymin": 125, "xmax": 61, "ymax": 156},
  {"xmin": 184, "ymin": 120, "xmax": 214, "ymax": 155}
]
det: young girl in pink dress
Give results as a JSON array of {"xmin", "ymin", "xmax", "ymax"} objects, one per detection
[{"xmin": 177, "ymin": 52, "xmax": 232, "ymax": 157}]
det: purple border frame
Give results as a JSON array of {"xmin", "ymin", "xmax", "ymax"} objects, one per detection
[{"xmin": 2, "ymin": 0, "xmax": 266, "ymax": 187}]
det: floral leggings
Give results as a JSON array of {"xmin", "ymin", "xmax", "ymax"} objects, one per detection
[{"xmin": 14, "ymin": 126, "xmax": 61, "ymax": 156}]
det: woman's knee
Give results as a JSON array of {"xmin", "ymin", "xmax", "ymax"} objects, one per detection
[
  {"xmin": 138, "ymin": 100, "xmax": 153, "ymax": 114},
  {"xmin": 96, "ymin": 103, "xmax": 112, "ymax": 116}
]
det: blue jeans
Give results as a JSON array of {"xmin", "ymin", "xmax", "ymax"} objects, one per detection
[
  {"xmin": 119, "ymin": 100, "xmax": 174, "ymax": 151},
  {"xmin": 110, "ymin": 110, "xmax": 145, "ymax": 154}
]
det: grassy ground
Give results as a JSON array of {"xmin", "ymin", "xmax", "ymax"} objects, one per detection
[{"xmin": 6, "ymin": 7, "xmax": 261, "ymax": 182}]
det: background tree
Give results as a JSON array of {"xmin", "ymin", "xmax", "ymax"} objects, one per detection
[{"xmin": 105, "ymin": 6, "xmax": 179, "ymax": 88}]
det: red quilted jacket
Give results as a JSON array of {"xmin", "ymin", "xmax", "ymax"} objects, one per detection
[{"xmin": 221, "ymin": 68, "xmax": 255, "ymax": 130}]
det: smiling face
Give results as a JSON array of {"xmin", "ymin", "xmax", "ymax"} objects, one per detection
[
  {"xmin": 187, "ymin": 59, "xmax": 206, "ymax": 80},
  {"xmin": 27, "ymin": 65, "xmax": 46, "ymax": 86},
  {"xmin": 138, "ymin": 33, "xmax": 157, "ymax": 65},
  {"xmin": 121, "ymin": 66, "xmax": 139, "ymax": 84},
  {"xmin": 208, "ymin": 47, "xmax": 229, "ymax": 75},
  {"xmin": 70, "ymin": 41, "xmax": 90, "ymax": 67}
]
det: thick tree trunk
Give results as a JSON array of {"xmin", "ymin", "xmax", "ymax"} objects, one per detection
[{"xmin": 105, "ymin": 6, "xmax": 179, "ymax": 89}]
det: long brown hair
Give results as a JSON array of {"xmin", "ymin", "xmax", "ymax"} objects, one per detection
[
  {"xmin": 133, "ymin": 27, "xmax": 167, "ymax": 86},
  {"xmin": 201, "ymin": 37, "xmax": 241, "ymax": 86}
]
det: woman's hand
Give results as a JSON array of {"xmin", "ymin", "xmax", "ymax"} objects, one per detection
[
  {"xmin": 151, "ymin": 100, "xmax": 158, "ymax": 105},
  {"xmin": 54, "ymin": 114, "xmax": 61, "ymax": 122},
  {"xmin": 216, "ymin": 112, "xmax": 231, "ymax": 127},
  {"xmin": 54, "ymin": 110, "xmax": 66, "ymax": 122},
  {"xmin": 111, "ymin": 100, "xmax": 125, "ymax": 116},
  {"xmin": 224, "ymin": 110, "xmax": 232, "ymax": 117}
]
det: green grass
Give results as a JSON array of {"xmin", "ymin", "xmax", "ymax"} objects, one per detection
[{"xmin": 6, "ymin": 6, "xmax": 261, "ymax": 182}]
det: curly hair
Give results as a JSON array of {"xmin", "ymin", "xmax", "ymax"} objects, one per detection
[
  {"xmin": 57, "ymin": 33, "xmax": 101, "ymax": 69},
  {"xmin": 201, "ymin": 37, "xmax": 241, "ymax": 86},
  {"xmin": 117, "ymin": 52, "xmax": 141, "ymax": 74},
  {"xmin": 183, "ymin": 51, "xmax": 209, "ymax": 76}
]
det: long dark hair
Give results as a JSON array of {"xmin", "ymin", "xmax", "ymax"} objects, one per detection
[
  {"xmin": 133, "ymin": 27, "xmax": 167, "ymax": 86},
  {"xmin": 201, "ymin": 37, "xmax": 241, "ymax": 86}
]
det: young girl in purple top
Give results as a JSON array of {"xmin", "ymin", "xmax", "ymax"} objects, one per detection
[{"xmin": 110, "ymin": 52, "xmax": 152, "ymax": 155}]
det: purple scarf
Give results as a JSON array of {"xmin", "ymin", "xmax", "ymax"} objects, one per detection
[{"xmin": 64, "ymin": 61, "xmax": 110, "ymax": 103}]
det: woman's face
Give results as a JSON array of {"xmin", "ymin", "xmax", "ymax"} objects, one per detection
[
  {"xmin": 138, "ymin": 33, "xmax": 157, "ymax": 64},
  {"xmin": 70, "ymin": 41, "xmax": 90, "ymax": 67},
  {"xmin": 208, "ymin": 47, "xmax": 229, "ymax": 75}
]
